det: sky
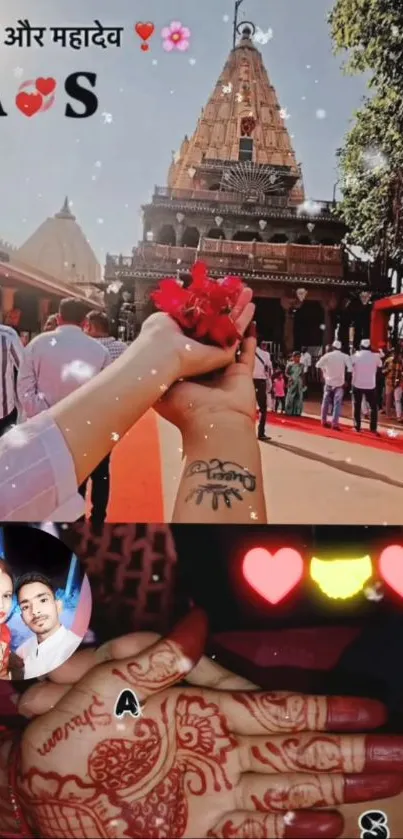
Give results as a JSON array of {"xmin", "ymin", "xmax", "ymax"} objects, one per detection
[{"xmin": 0, "ymin": 0, "xmax": 368, "ymax": 265}]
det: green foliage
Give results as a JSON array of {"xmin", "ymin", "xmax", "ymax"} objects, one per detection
[
  {"xmin": 329, "ymin": 1, "xmax": 403, "ymax": 267},
  {"xmin": 329, "ymin": 0, "xmax": 403, "ymax": 92}
]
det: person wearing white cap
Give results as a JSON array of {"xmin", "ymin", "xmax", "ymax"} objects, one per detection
[
  {"xmin": 315, "ymin": 340, "xmax": 352, "ymax": 429},
  {"xmin": 351, "ymin": 339, "xmax": 382, "ymax": 433}
]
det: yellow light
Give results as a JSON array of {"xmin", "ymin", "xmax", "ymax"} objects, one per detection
[{"xmin": 310, "ymin": 556, "xmax": 373, "ymax": 599}]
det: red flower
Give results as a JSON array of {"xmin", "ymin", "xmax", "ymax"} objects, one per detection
[{"xmin": 151, "ymin": 262, "xmax": 245, "ymax": 348}]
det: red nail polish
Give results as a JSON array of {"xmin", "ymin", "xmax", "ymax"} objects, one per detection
[
  {"xmin": 326, "ymin": 696, "xmax": 387, "ymax": 731},
  {"xmin": 344, "ymin": 772, "xmax": 403, "ymax": 803},
  {"xmin": 365, "ymin": 735, "xmax": 403, "ymax": 771},
  {"xmin": 284, "ymin": 810, "xmax": 343, "ymax": 839},
  {"xmin": 167, "ymin": 608, "xmax": 208, "ymax": 665}
]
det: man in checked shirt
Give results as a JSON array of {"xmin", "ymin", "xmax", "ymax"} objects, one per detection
[
  {"xmin": 80, "ymin": 311, "xmax": 128, "ymax": 522},
  {"xmin": 0, "ymin": 323, "xmax": 23, "ymax": 437},
  {"xmin": 85, "ymin": 310, "xmax": 128, "ymax": 361}
]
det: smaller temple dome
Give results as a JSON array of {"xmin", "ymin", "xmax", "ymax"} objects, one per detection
[{"xmin": 16, "ymin": 198, "xmax": 101, "ymax": 288}]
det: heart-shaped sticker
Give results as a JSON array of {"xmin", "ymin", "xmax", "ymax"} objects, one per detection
[
  {"xmin": 135, "ymin": 22, "xmax": 155, "ymax": 42},
  {"xmin": 36, "ymin": 77, "xmax": 56, "ymax": 97},
  {"xmin": 15, "ymin": 91, "xmax": 43, "ymax": 117},
  {"xmin": 379, "ymin": 545, "xmax": 403, "ymax": 597},
  {"xmin": 242, "ymin": 548, "xmax": 304, "ymax": 604}
]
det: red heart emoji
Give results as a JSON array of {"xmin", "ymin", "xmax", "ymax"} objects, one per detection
[
  {"xmin": 135, "ymin": 21, "xmax": 155, "ymax": 42},
  {"xmin": 35, "ymin": 77, "xmax": 56, "ymax": 97},
  {"xmin": 379, "ymin": 545, "xmax": 403, "ymax": 597},
  {"xmin": 242, "ymin": 548, "xmax": 304, "ymax": 604},
  {"xmin": 15, "ymin": 91, "xmax": 43, "ymax": 118}
]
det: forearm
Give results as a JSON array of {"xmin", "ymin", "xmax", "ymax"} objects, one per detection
[
  {"xmin": 173, "ymin": 414, "xmax": 267, "ymax": 523},
  {"xmin": 50, "ymin": 335, "xmax": 178, "ymax": 485}
]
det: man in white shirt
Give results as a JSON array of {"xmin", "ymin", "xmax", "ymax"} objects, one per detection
[
  {"xmin": 253, "ymin": 340, "xmax": 272, "ymax": 441},
  {"xmin": 316, "ymin": 340, "xmax": 352, "ymax": 430},
  {"xmin": 16, "ymin": 572, "xmax": 82, "ymax": 679},
  {"xmin": 300, "ymin": 347, "xmax": 312, "ymax": 374},
  {"xmin": 17, "ymin": 298, "xmax": 110, "ymax": 522},
  {"xmin": 0, "ymin": 324, "xmax": 23, "ymax": 437},
  {"xmin": 17, "ymin": 297, "xmax": 110, "ymax": 418},
  {"xmin": 351, "ymin": 339, "xmax": 383, "ymax": 433}
]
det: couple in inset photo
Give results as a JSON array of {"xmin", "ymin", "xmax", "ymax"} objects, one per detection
[
  {"xmin": 0, "ymin": 525, "xmax": 92, "ymax": 680},
  {"xmin": 0, "ymin": 560, "xmax": 85, "ymax": 680}
]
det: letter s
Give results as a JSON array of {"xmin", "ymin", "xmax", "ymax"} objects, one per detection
[{"xmin": 64, "ymin": 72, "xmax": 98, "ymax": 118}]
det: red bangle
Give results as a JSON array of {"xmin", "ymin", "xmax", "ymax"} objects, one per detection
[{"xmin": 1, "ymin": 735, "xmax": 33, "ymax": 839}]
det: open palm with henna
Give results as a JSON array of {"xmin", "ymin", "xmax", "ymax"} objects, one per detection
[{"xmin": 16, "ymin": 611, "xmax": 403, "ymax": 839}]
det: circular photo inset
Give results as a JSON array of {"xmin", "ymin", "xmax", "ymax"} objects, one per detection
[{"xmin": 0, "ymin": 525, "xmax": 92, "ymax": 680}]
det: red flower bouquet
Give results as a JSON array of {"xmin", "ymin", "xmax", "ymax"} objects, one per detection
[{"xmin": 151, "ymin": 261, "xmax": 245, "ymax": 348}]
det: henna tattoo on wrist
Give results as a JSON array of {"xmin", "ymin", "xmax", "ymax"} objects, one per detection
[
  {"xmin": 37, "ymin": 695, "xmax": 112, "ymax": 757},
  {"xmin": 184, "ymin": 460, "xmax": 256, "ymax": 510}
]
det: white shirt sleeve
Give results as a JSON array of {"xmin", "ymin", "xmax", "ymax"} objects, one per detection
[
  {"xmin": 17, "ymin": 342, "xmax": 50, "ymax": 418},
  {"xmin": 316, "ymin": 356, "xmax": 325, "ymax": 369},
  {"xmin": 345, "ymin": 355, "xmax": 353, "ymax": 373},
  {"xmin": 0, "ymin": 412, "xmax": 80, "ymax": 521}
]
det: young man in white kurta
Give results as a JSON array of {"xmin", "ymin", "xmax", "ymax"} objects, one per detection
[{"xmin": 16, "ymin": 574, "xmax": 81, "ymax": 679}]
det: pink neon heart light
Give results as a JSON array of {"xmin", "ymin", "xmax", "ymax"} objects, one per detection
[
  {"xmin": 379, "ymin": 545, "xmax": 403, "ymax": 598},
  {"xmin": 242, "ymin": 547, "xmax": 304, "ymax": 604}
]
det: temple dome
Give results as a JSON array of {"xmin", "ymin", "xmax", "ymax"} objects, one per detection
[{"xmin": 16, "ymin": 198, "xmax": 101, "ymax": 288}]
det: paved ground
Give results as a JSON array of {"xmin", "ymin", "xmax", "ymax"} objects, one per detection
[{"xmin": 159, "ymin": 414, "xmax": 403, "ymax": 524}]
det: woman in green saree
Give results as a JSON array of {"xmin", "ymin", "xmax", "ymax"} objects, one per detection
[{"xmin": 285, "ymin": 350, "xmax": 305, "ymax": 416}]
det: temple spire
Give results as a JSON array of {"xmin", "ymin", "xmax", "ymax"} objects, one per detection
[
  {"xmin": 167, "ymin": 26, "xmax": 305, "ymax": 204},
  {"xmin": 55, "ymin": 196, "xmax": 76, "ymax": 220},
  {"xmin": 233, "ymin": 0, "xmax": 247, "ymax": 49}
]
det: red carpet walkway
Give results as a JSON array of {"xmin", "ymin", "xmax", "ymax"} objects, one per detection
[
  {"xmin": 86, "ymin": 410, "xmax": 164, "ymax": 522},
  {"xmin": 269, "ymin": 413, "xmax": 403, "ymax": 453}
]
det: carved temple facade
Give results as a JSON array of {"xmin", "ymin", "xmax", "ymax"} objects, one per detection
[{"xmin": 104, "ymin": 24, "xmax": 371, "ymax": 353}]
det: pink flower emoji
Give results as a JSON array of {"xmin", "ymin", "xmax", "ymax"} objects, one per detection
[{"xmin": 162, "ymin": 21, "xmax": 191, "ymax": 52}]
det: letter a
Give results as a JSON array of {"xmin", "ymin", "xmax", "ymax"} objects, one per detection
[{"xmin": 114, "ymin": 689, "xmax": 142, "ymax": 718}]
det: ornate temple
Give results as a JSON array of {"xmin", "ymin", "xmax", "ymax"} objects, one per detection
[
  {"xmin": 0, "ymin": 198, "xmax": 102, "ymax": 340},
  {"xmin": 105, "ymin": 22, "xmax": 371, "ymax": 352}
]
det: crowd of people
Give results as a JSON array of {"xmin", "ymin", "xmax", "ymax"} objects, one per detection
[{"xmin": 253, "ymin": 336, "xmax": 403, "ymax": 438}]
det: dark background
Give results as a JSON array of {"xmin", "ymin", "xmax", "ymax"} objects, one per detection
[
  {"xmin": 172, "ymin": 524, "xmax": 403, "ymax": 630},
  {"xmin": 2, "ymin": 526, "xmax": 79, "ymax": 590}
]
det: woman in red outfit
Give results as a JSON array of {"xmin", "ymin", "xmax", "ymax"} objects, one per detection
[{"xmin": 0, "ymin": 560, "xmax": 14, "ymax": 680}]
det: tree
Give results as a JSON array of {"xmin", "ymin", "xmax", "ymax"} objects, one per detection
[{"xmin": 329, "ymin": 1, "xmax": 403, "ymax": 290}]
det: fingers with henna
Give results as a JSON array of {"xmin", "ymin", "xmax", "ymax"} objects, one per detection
[
  {"xmin": 80, "ymin": 608, "xmax": 208, "ymax": 702},
  {"xmin": 208, "ymin": 810, "xmax": 344, "ymax": 839},
  {"xmin": 19, "ymin": 627, "xmax": 257, "ymax": 719},
  {"xmin": 238, "ymin": 732, "xmax": 403, "ymax": 775},
  {"xmin": 238, "ymin": 770, "xmax": 403, "ymax": 811},
  {"xmin": 223, "ymin": 692, "xmax": 386, "ymax": 735}
]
